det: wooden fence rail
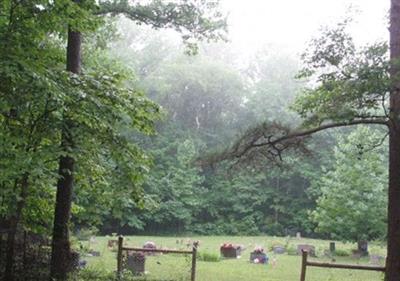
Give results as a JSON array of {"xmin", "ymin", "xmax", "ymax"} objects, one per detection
[
  {"xmin": 117, "ymin": 236, "xmax": 198, "ymax": 281},
  {"xmin": 300, "ymin": 250, "xmax": 385, "ymax": 281}
]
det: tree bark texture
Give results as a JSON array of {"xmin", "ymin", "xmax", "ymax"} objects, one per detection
[
  {"xmin": 4, "ymin": 175, "xmax": 29, "ymax": 281},
  {"xmin": 49, "ymin": 28, "xmax": 81, "ymax": 281},
  {"xmin": 387, "ymin": 1, "xmax": 400, "ymax": 280}
]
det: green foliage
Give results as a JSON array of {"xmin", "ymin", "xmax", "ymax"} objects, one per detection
[
  {"xmin": 293, "ymin": 21, "xmax": 389, "ymax": 126},
  {"xmin": 197, "ymin": 251, "xmax": 220, "ymax": 262},
  {"xmin": 98, "ymin": 0, "xmax": 228, "ymax": 54},
  {"xmin": 92, "ymin": 25, "xmax": 327, "ymax": 236},
  {"xmin": 0, "ymin": 0, "xmax": 78, "ymax": 232},
  {"xmin": 68, "ymin": 268, "xmax": 125, "ymax": 281},
  {"xmin": 1, "ymin": 0, "xmax": 228, "ymax": 239},
  {"xmin": 311, "ymin": 126, "xmax": 388, "ymax": 242},
  {"xmin": 75, "ymin": 227, "xmax": 99, "ymax": 241},
  {"xmin": 286, "ymin": 246, "xmax": 298, "ymax": 256},
  {"xmin": 4, "ymin": 0, "xmax": 387, "ymax": 245},
  {"xmin": 334, "ymin": 249, "xmax": 351, "ymax": 257}
]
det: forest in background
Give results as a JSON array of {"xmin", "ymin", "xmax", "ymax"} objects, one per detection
[{"xmin": 70, "ymin": 18, "xmax": 388, "ymax": 240}]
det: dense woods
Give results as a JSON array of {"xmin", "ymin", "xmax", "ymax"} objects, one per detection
[{"xmin": 71, "ymin": 20, "xmax": 387, "ymax": 241}]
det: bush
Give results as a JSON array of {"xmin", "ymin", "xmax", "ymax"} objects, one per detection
[
  {"xmin": 69, "ymin": 269, "xmax": 142, "ymax": 281},
  {"xmin": 69, "ymin": 268, "xmax": 185, "ymax": 281},
  {"xmin": 69, "ymin": 268, "xmax": 116, "ymax": 281},
  {"xmin": 197, "ymin": 251, "xmax": 220, "ymax": 262},
  {"xmin": 75, "ymin": 227, "xmax": 98, "ymax": 241},
  {"xmin": 287, "ymin": 246, "xmax": 298, "ymax": 256},
  {"xmin": 334, "ymin": 249, "xmax": 351, "ymax": 257}
]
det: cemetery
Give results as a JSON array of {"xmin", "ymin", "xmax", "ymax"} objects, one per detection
[{"xmin": 74, "ymin": 235, "xmax": 386, "ymax": 281}]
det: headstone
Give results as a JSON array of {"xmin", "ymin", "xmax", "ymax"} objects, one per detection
[
  {"xmin": 143, "ymin": 241, "xmax": 157, "ymax": 255},
  {"xmin": 296, "ymin": 232, "xmax": 301, "ymax": 239},
  {"xmin": 127, "ymin": 253, "xmax": 145, "ymax": 275},
  {"xmin": 143, "ymin": 241, "xmax": 156, "ymax": 249},
  {"xmin": 78, "ymin": 259, "xmax": 87, "ymax": 269},
  {"xmin": 221, "ymin": 247, "xmax": 240, "ymax": 258},
  {"xmin": 220, "ymin": 244, "xmax": 241, "ymax": 258},
  {"xmin": 273, "ymin": 245, "xmax": 286, "ymax": 254},
  {"xmin": 297, "ymin": 244, "xmax": 316, "ymax": 257},
  {"xmin": 357, "ymin": 240, "xmax": 369, "ymax": 256},
  {"xmin": 329, "ymin": 242, "xmax": 336, "ymax": 253}
]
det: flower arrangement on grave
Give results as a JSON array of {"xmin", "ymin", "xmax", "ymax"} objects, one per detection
[
  {"xmin": 220, "ymin": 243, "xmax": 241, "ymax": 250},
  {"xmin": 252, "ymin": 246, "xmax": 264, "ymax": 254},
  {"xmin": 250, "ymin": 246, "xmax": 268, "ymax": 264},
  {"xmin": 221, "ymin": 243, "xmax": 231, "ymax": 250}
]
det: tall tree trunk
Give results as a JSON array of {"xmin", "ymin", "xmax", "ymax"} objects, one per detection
[
  {"xmin": 387, "ymin": 1, "xmax": 400, "ymax": 280},
  {"xmin": 4, "ymin": 175, "xmax": 29, "ymax": 281},
  {"xmin": 49, "ymin": 28, "xmax": 81, "ymax": 281}
]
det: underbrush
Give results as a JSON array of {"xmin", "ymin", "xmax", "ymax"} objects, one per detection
[
  {"xmin": 333, "ymin": 249, "xmax": 351, "ymax": 257},
  {"xmin": 70, "ymin": 268, "xmax": 184, "ymax": 281},
  {"xmin": 197, "ymin": 251, "xmax": 220, "ymax": 262}
]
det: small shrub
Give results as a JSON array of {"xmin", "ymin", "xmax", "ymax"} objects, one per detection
[
  {"xmin": 287, "ymin": 246, "xmax": 298, "ymax": 256},
  {"xmin": 78, "ymin": 242, "xmax": 91, "ymax": 255},
  {"xmin": 69, "ymin": 268, "xmax": 140, "ymax": 281},
  {"xmin": 69, "ymin": 268, "xmax": 115, "ymax": 281},
  {"xmin": 334, "ymin": 249, "xmax": 351, "ymax": 257},
  {"xmin": 197, "ymin": 251, "xmax": 220, "ymax": 262},
  {"xmin": 75, "ymin": 227, "xmax": 98, "ymax": 241}
]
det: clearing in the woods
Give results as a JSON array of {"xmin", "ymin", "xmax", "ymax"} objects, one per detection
[{"xmin": 81, "ymin": 235, "xmax": 385, "ymax": 281}]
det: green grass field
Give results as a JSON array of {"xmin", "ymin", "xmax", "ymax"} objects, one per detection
[{"xmin": 79, "ymin": 236, "xmax": 386, "ymax": 281}]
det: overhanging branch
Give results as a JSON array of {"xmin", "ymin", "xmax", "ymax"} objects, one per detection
[
  {"xmin": 203, "ymin": 118, "xmax": 388, "ymax": 166},
  {"xmin": 96, "ymin": 0, "xmax": 227, "ymax": 41},
  {"xmin": 260, "ymin": 118, "xmax": 388, "ymax": 149}
]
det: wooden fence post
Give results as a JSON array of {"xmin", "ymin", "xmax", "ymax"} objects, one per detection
[
  {"xmin": 117, "ymin": 236, "xmax": 124, "ymax": 278},
  {"xmin": 300, "ymin": 250, "xmax": 308, "ymax": 281},
  {"xmin": 191, "ymin": 242, "xmax": 198, "ymax": 281}
]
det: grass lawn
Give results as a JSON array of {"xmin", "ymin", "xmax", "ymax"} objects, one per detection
[{"xmin": 79, "ymin": 235, "xmax": 386, "ymax": 281}]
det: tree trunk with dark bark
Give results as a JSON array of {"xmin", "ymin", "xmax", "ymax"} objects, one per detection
[
  {"xmin": 49, "ymin": 28, "xmax": 81, "ymax": 281},
  {"xmin": 387, "ymin": 1, "xmax": 400, "ymax": 280},
  {"xmin": 4, "ymin": 175, "xmax": 29, "ymax": 281}
]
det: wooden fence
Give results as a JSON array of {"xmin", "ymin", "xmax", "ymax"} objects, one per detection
[
  {"xmin": 300, "ymin": 250, "xmax": 385, "ymax": 281},
  {"xmin": 116, "ymin": 236, "xmax": 198, "ymax": 281}
]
